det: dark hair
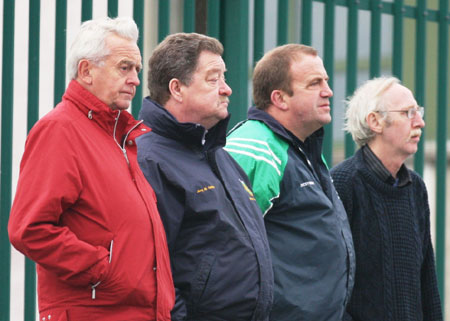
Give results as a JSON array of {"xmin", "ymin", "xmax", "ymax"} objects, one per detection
[
  {"xmin": 253, "ymin": 44, "xmax": 317, "ymax": 110},
  {"xmin": 147, "ymin": 32, "xmax": 223, "ymax": 106}
]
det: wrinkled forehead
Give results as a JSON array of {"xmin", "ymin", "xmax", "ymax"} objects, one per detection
[
  {"xmin": 105, "ymin": 34, "xmax": 141, "ymax": 58},
  {"xmin": 194, "ymin": 50, "xmax": 227, "ymax": 73}
]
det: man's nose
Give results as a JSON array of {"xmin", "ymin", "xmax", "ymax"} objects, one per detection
[
  {"xmin": 220, "ymin": 79, "xmax": 232, "ymax": 96},
  {"xmin": 413, "ymin": 112, "xmax": 425, "ymax": 128},
  {"xmin": 321, "ymin": 83, "xmax": 333, "ymax": 97},
  {"xmin": 128, "ymin": 70, "xmax": 140, "ymax": 86}
]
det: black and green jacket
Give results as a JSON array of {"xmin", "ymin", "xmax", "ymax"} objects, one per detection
[{"xmin": 226, "ymin": 107, "xmax": 355, "ymax": 321}]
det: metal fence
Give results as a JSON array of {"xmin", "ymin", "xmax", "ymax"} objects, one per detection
[{"xmin": 1, "ymin": 0, "xmax": 449, "ymax": 320}]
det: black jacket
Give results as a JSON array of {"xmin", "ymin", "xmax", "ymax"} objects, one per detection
[
  {"xmin": 227, "ymin": 107, "xmax": 355, "ymax": 321},
  {"xmin": 137, "ymin": 98, "xmax": 273, "ymax": 321}
]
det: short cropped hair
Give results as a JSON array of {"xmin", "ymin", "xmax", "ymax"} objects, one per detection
[
  {"xmin": 67, "ymin": 16, "xmax": 139, "ymax": 80},
  {"xmin": 252, "ymin": 44, "xmax": 317, "ymax": 111},
  {"xmin": 147, "ymin": 32, "xmax": 223, "ymax": 106},
  {"xmin": 345, "ymin": 76, "xmax": 400, "ymax": 146}
]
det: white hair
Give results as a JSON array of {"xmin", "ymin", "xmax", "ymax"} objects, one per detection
[
  {"xmin": 344, "ymin": 76, "xmax": 400, "ymax": 146},
  {"xmin": 67, "ymin": 16, "xmax": 139, "ymax": 80}
]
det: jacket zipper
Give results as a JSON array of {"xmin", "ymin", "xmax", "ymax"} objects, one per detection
[{"xmin": 112, "ymin": 110, "xmax": 144, "ymax": 165}]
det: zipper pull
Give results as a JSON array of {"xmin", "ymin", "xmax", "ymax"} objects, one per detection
[
  {"xmin": 122, "ymin": 148, "xmax": 129, "ymax": 165},
  {"xmin": 91, "ymin": 281, "xmax": 101, "ymax": 299},
  {"xmin": 109, "ymin": 240, "xmax": 114, "ymax": 263}
]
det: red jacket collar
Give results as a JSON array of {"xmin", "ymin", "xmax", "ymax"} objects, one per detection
[{"xmin": 63, "ymin": 80, "xmax": 149, "ymax": 141}]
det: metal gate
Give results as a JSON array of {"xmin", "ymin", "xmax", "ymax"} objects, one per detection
[{"xmin": 1, "ymin": 0, "xmax": 449, "ymax": 320}]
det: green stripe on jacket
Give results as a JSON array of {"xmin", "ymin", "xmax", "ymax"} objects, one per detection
[{"xmin": 225, "ymin": 120, "xmax": 289, "ymax": 214}]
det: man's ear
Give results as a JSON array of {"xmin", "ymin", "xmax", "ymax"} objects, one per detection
[
  {"xmin": 367, "ymin": 111, "xmax": 384, "ymax": 134},
  {"xmin": 168, "ymin": 78, "xmax": 183, "ymax": 103},
  {"xmin": 77, "ymin": 59, "xmax": 93, "ymax": 85},
  {"xmin": 270, "ymin": 90, "xmax": 289, "ymax": 111}
]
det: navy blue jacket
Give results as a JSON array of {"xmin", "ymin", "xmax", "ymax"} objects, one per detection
[
  {"xmin": 137, "ymin": 98, "xmax": 273, "ymax": 321},
  {"xmin": 227, "ymin": 107, "xmax": 355, "ymax": 321}
]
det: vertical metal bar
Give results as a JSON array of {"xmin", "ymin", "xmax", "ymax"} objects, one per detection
[
  {"xmin": 322, "ymin": 0, "xmax": 335, "ymax": 164},
  {"xmin": 301, "ymin": 0, "xmax": 312, "ymax": 45},
  {"xmin": 81, "ymin": 0, "xmax": 93, "ymax": 21},
  {"xmin": 195, "ymin": 0, "xmax": 208, "ymax": 34},
  {"xmin": 132, "ymin": 0, "xmax": 145, "ymax": 118},
  {"xmin": 158, "ymin": 0, "xmax": 170, "ymax": 42},
  {"xmin": 25, "ymin": 2, "xmax": 40, "ymax": 319},
  {"xmin": 28, "ymin": 0, "xmax": 40, "ymax": 132},
  {"xmin": 435, "ymin": 0, "xmax": 448, "ymax": 307},
  {"xmin": 414, "ymin": 0, "xmax": 427, "ymax": 176},
  {"xmin": 277, "ymin": 0, "xmax": 288, "ymax": 45},
  {"xmin": 254, "ymin": 0, "xmax": 265, "ymax": 65},
  {"xmin": 392, "ymin": 0, "xmax": 404, "ymax": 79},
  {"xmin": 0, "ymin": 1, "xmax": 14, "ymax": 320},
  {"xmin": 220, "ymin": 0, "xmax": 249, "ymax": 128},
  {"xmin": 370, "ymin": 0, "xmax": 382, "ymax": 77},
  {"xmin": 108, "ymin": 0, "xmax": 119, "ymax": 18},
  {"xmin": 184, "ymin": 0, "xmax": 196, "ymax": 33},
  {"xmin": 345, "ymin": 0, "xmax": 358, "ymax": 158},
  {"xmin": 54, "ymin": 0, "xmax": 67, "ymax": 106},
  {"xmin": 207, "ymin": 0, "xmax": 220, "ymax": 38}
]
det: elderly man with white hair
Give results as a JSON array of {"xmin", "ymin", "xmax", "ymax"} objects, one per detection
[
  {"xmin": 331, "ymin": 76, "xmax": 442, "ymax": 321},
  {"xmin": 8, "ymin": 17, "xmax": 174, "ymax": 320}
]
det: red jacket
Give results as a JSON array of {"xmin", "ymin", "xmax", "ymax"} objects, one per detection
[{"xmin": 9, "ymin": 80, "xmax": 174, "ymax": 321}]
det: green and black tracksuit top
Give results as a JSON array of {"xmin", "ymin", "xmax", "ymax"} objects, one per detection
[{"xmin": 226, "ymin": 107, "xmax": 355, "ymax": 321}]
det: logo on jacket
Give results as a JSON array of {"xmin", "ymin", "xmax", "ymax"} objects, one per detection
[
  {"xmin": 197, "ymin": 185, "xmax": 216, "ymax": 193},
  {"xmin": 239, "ymin": 179, "xmax": 256, "ymax": 201},
  {"xmin": 300, "ymin": 181, "xmax": 315, "ymax": 188},
  {"xmin": 197, "ymin": 185, "xmax": 216, "ymax": 194}
]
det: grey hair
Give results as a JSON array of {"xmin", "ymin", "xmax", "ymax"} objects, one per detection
[
  {"xmin": 67, "ymin": 16, "xmax": 139, "ymax": 80},
  {"xmin": 344, "ymin": 76, "xmax": 400, "ymax": 146}
]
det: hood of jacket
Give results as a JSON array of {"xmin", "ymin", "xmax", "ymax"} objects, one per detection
[{"xmin": 139, "ymin": 97, "xmax": 230, "ymax": 151}]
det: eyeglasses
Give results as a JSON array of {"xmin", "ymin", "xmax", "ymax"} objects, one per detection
[{"xmin": 382, "ymin": 106, "xmax": 424, "ymax": 119}]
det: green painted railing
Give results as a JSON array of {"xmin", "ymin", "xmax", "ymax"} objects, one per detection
[
  {"xmin": 322, "ymin": 0, "xmax": 335, "ymax": 163},
  {"xmin": 81, "ymin": 0, "xmax": 92, "ymax": 21},
  {"xmin": 436, "ymin": 0, "xmax": 449, "ymax": 305},
  {"xmin": 132, "ymin": 0, "xmax": 145, "ymax": 119},
  {"xmin": 158, "ymin": 0, "xmax": 170, "ymax": 42},
  {"xmin": 25, "ymin": 2, "xmax": 39, "ymax": 320},
  {"xmin": 345, "ymin": 0, "xmax": 358, "ymax": 158},
  {"xmin": 254, "ymin": 0, "xmax": 265, "ymax": 64},
  {"xmin": 54, "ymin": 0, "xmax": 67, "ymax": 107},
  {"xmin": 1, "ymin": 1, "xmax": 448, "ymax": 320},
  {"xmin": 414, "ymin": 0, "xmax": 427, "ymax": 176},
  {"xmin": 221, "ymin": 0, "xmax": 249, "ymax": 127},
  {"xmin": 278, "ymin": 0, "xmax": 289, "ymax": 45},
  {"xmin": 1, "ymin": 2, "xmax": 14, "ymax": 320}
]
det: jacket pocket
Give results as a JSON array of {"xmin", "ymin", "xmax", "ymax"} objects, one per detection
[
  {"xmin": 190, "ymin": 252, "xmax": 216, "ymax": 308},
  {"xmin": 40, "ymin": 309, "xmax": 69, "ymax": 321},
  {"xmin": 91, "ymin": 239, "xmax": 114, "ymax": 299}
]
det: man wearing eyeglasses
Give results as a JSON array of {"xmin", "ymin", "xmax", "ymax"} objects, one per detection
[{"xmin": 331, "ymin": 76, "xmax": 442, "ymax": 321}]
